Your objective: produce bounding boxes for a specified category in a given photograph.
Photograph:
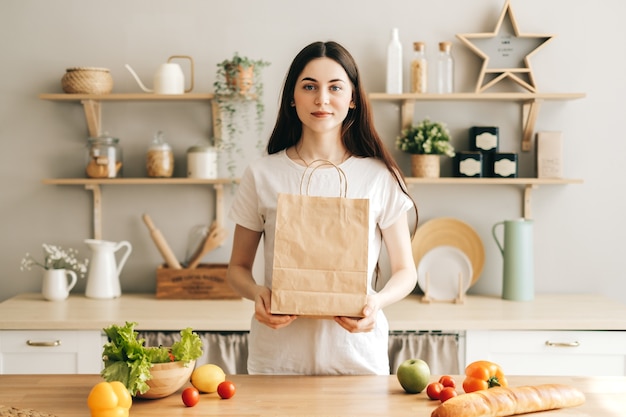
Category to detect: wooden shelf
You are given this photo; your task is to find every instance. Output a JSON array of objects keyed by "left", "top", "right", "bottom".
[
  {"left": 404, "top": 177, "right": 583, "bottom": 219},
  {"left": 43, "top": 177, "right": 238, "bottom": 240},
  {"left": 369, "top": 92, "right": 586, "bottom": 151},
  {"left": 39, "top": 93, "right": 217, "bottom": 137}
]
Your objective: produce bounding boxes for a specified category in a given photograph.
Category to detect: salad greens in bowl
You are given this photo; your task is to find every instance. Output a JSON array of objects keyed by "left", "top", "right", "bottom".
[{"left": 101, "top": 321, "right": 203, "bottom": 397}]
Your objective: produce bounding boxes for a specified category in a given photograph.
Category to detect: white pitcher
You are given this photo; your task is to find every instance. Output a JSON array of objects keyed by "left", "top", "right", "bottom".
[
  {"left": 84, "top": 239, "right": 132, "bottom": 299},
  {"left": 42, "top": 269, "right": 77, "bottom": 301}
]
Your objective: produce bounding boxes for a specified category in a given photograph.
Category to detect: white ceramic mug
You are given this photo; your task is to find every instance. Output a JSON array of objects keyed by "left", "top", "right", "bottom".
[{"left": 42, "top": 269, "right": 77, "bottom": 301}]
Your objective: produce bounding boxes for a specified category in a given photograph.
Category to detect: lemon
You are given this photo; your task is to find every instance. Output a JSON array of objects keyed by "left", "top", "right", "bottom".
[{"left": 190, "top": 364, "right": 226, "bottom": 393}]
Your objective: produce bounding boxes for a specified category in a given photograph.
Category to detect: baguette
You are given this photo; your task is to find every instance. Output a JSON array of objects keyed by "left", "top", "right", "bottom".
[{"left": 431, "top": 384, "right": 585, "bottom": 417}]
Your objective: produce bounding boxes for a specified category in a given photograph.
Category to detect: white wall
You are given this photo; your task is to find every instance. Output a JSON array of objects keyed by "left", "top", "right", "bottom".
[{"left": 1, "top": 0, "right": 624, "bottom": 305}]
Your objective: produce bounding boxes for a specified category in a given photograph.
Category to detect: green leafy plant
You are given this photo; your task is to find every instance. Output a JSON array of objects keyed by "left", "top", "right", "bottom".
[
  {"left": 396, "top": 118, "right": 455, "bottom": 157},
  {"left": 101, "top": 321, "right": 203, "bottom": 396},
  {"left": 214, "top": 52, "right": 270, "bottom": 177},
  {"left": 20, "top": 244, "right": 89, "bottom": 278}
]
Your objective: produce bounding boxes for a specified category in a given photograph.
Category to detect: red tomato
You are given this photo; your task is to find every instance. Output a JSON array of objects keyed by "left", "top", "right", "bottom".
[
  {"left": 439, "top": 387, "right": 458, "bottom": 403},
  {"left": 217, "top": 380, "right": 236, "bottom": 399},
  {"left": 438, "top": 375, "right": 456, "bottom": 388},
  {"left": 426, "top": 382, "right": 444, "bottom": 400},
  {"left": 181, "top": 387, "right": 200, "bottom": 407}
]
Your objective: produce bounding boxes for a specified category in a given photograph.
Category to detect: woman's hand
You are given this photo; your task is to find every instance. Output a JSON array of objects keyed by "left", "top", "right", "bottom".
[
  {"left": 253, "top": 285, "right": 298, "bottom": 329},
  {"left": 334, "top": 293, "right": 381, "bottom": 333}
]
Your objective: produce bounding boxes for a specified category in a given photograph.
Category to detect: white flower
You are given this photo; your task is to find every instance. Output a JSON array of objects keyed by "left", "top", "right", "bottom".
[
  {"left": 20, "top": 244, "right": 89, "bottom": 278},
  {"left": 396, "top": 118, "right": 455, "bottom": 156}
]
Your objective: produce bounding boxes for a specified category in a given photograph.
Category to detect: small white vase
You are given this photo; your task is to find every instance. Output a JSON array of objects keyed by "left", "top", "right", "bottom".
[{"left": 42, "top": 269, "right": 77, "bottom": 301}]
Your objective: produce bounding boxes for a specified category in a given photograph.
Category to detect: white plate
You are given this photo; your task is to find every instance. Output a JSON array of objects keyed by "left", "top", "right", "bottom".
[{"left": 417, "top": 245, "right": 473, "bottom": 300}]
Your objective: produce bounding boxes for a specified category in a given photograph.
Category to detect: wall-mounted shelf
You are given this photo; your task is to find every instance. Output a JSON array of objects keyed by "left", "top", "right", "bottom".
[
  {"left": 368, "top": 92, "right": 585, "bottom": 151},
  {"left": 403, "top": 177, "right": 583, "bottom": 219},
  {"left": 42, "top": 177, "right": 238, "bottom": 240},
  {"left": 39, "top": 93, "right": 216, "bottom": 137}
]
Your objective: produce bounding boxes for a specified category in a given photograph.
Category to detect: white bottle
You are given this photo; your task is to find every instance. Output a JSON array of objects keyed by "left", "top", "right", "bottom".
[
  {"left": 437, "top": 41, "right": 454, "bottom": 94},
  {"left": 386, "top": 28, "right": 403, "bottom": 94}
]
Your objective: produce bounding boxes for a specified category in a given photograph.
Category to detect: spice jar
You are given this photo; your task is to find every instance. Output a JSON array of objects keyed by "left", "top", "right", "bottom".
[
  {"left": 86, "top": 135, "right": 122, "bottom": 178},
  {"left": 146, "top": 131, "right": 174, "bottom": 178},
  {"left": 187, "top": 140, "right": 217, "bottom": 179}
]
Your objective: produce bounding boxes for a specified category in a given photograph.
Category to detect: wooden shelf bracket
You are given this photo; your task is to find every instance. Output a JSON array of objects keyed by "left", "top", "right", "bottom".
[
  {"left": 523, "top": 184, "right": 537, "bottom": 220},
  {"left": 522, "top": 99, "right": 543, "bottom": 152},
  {"left": 84, "top": 184, "right": 102, "bottom": 239},
  {"left": 81, "top": 99, "right": 101, "bottom": 137}
]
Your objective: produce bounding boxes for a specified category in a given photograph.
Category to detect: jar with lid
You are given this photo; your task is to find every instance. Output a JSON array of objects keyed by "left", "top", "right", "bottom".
[
  {"left": 410, "top": 41, "right": 427, "bottom": 93},
  {"left": 146, "top": 131, "right": 174, "bottom": 178},
  {"left": 85, "top": 135, "right": 122, "bottom": 178},
  {"left": 187, "top": 140, "right": 217, "bottom": 179}
]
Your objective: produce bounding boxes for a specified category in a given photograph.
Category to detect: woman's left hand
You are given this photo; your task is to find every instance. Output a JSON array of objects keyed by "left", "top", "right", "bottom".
[{"left": 334, "top": 294, "right": 380, "bottom": 333}]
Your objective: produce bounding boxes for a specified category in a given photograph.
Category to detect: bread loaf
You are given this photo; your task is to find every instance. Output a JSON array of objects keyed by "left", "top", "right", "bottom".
[{"left": 431, "top": 384, "right": 585, "bottom": 417}]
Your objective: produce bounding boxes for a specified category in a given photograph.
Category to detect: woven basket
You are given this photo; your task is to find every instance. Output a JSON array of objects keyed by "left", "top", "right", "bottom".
[{"left": 61, "top": 67, "right": 113, "bottom": 94}]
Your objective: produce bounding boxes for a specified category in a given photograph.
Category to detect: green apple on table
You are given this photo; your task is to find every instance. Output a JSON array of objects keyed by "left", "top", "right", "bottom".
[{"left": 396, "top": 358, "right": 431, "bottom": 394}]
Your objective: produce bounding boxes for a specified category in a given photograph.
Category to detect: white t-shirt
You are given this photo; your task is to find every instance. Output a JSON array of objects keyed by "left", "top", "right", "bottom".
[{"left": 229, "top": 150, "right": 413, "bottom": 375}]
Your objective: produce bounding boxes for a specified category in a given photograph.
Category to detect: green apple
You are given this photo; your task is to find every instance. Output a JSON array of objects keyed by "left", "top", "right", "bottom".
[{"left": 396, "top": 358, "right": 431, "bottom": 394}]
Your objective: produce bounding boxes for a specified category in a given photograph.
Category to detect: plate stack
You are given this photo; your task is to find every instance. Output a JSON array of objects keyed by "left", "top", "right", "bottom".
[{"left": 412, "top": 217, "right": 485, "bottom": 302}]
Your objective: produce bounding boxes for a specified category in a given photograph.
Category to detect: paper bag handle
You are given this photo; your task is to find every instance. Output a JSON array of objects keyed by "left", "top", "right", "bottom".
[{"left": 299, "top": 159, "right": 348, "bottom": 197}]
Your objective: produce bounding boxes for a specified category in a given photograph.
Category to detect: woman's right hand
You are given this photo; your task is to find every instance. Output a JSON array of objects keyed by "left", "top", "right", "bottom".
[{"left": 253, "top": 285, "right": 298, "bottom": 329}]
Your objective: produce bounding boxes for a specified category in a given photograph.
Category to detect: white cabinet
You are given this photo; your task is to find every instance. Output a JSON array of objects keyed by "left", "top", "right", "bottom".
[
  {"left": 0, "top": 330, "right": 106, "bottom": 374},
  {"left": 466, "top": 330, "right": 626, "bottom": 376}
]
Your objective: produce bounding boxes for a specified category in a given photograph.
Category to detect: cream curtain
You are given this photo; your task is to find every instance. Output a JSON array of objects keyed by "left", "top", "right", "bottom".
[{"left": 139, "top": 330, "right": 460, "bottom": 375}]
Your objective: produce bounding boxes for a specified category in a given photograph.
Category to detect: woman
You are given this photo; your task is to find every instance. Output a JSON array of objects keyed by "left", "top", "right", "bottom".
[{"left": 227, "top": 41, "right": 417, "bottom": 375}]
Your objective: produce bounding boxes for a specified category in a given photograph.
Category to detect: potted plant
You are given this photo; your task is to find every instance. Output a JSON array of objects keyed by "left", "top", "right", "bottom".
[
  {"left": 396, "top": 118, "right": 455, "bottom": 177},
  {"left": 214, "top": 53, "right": 270, "bottom": 177}
]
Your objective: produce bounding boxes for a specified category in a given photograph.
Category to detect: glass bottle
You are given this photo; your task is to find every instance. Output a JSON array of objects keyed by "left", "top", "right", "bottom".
[
  {"left": 437, "top": 41, "right": 454, "bottom": 94},
  {"left": 386, "top": 28, "right": 403, "bottom": 94},
  {"left": 146, "top": 130, "right": 174, "bottom": 178},
  {"left": 86, "top": 135, "right": 122, "bottom": 178},
  {"left": 410, "top": 42, "right": 427, "bottom": 93}
]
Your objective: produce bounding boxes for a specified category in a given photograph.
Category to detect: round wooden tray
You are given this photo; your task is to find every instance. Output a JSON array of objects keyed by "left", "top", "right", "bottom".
[{"left": 412, "top": 217, "right": 485, "bottom": 286}]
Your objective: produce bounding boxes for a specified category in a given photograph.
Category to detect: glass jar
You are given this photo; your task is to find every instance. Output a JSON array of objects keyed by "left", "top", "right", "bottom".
[
  {"left": 146, "top": 131, "right": 174, "bottom": 178},
  {"left": 85, "top": 135, "right": 122, "bottom": 178},
  {"left": 187, "top": 141, "right": 217, "bottom": 179}
]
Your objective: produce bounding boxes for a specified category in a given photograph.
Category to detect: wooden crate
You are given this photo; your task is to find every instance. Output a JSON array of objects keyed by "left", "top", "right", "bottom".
[{"left": 156, "top": 263, "right": 241, "bottom": 299}]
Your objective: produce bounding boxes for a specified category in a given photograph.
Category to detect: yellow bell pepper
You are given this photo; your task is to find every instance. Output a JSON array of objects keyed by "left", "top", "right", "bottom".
[{"left": 87, "top": 381, "right": 132, "bottom": 417}]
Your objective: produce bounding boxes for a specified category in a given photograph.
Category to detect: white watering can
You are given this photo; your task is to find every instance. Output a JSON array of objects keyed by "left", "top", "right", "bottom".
[
  {"left": 125, "top": 55, "right": 194, "bottom": 94},
  {"left": 84, "top": 239, "right": 132, "bottom": 299}
]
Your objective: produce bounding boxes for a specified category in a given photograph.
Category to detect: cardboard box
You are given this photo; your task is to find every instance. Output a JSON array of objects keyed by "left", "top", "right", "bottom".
[
  {"left": 156, "top": 263, "right": 241, "bottom": 299},
  {"left": 537, "top": 131, "right": 563, "bottom": 178}
]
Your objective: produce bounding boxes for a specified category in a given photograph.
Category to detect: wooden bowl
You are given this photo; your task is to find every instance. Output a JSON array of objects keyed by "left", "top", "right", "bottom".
[{"left": 135, "top": 360, "right": 196, "bottom": 399}]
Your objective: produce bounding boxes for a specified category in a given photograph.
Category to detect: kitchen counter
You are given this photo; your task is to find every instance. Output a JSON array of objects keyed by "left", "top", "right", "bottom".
[
  {"left": 1, "top": 292, "right": 625, "bottom": 331},
  {"left": 0, "top": 374, "right": 624, "bottom": 416}
]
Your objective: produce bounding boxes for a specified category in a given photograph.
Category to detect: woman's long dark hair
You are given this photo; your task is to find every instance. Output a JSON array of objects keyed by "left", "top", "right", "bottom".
[{"left": 267, "top": 41, "right": 418, "bottom": 233}]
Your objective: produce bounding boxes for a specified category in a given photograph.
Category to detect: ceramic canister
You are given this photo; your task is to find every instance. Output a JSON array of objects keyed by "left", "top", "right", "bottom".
[{"left": 187, "top": 145, "right": 218, "bottom": 179}]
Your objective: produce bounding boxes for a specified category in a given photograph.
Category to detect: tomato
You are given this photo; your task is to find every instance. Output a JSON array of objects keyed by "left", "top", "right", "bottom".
[
  {"left": 438, "top": 375, "right": 456, "bottom": 388},
  {"left": 181, "top": 387, "right": 200, "bottom": 407},
  {"left": 217, "top": 380, "right": 236, "bottom": 399},
  {"left": 439, "top": 387, "right": 458, "bottom": 403},
  {"left": 426, "top": 382, "right": 444, "bottom": 400}
]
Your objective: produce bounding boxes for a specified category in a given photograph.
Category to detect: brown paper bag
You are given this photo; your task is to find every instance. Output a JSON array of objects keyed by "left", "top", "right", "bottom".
[{"left": 270, "top": 162, "right": 369, "bottom": 317}]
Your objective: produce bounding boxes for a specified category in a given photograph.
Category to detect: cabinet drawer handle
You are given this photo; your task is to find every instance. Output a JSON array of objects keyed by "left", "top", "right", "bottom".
[
  {"left": 545, "top": 340, "right": 580, "bottom": 348},
  {"left": 26, "top": 339, "right": 61, "bottom": 347}
]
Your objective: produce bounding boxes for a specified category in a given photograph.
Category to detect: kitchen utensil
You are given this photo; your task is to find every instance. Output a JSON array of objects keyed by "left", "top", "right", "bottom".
[
  {"left": 184, "top": 224, "right": 208, "bottom": 264},
  {"left": 125, "top": 55, "right": 194, "bottom": 95},
  {"left": 135, "top": 359, "right": 196, "bottom": 399},
  {"left": 142, "top": 213, "right": 182, "bottom": 269},
  {"left": 412, "top": 217, "right": 485, "bottom": 286},
  {"left": 186, "top": 221, "right": 227, "bottom": 269},
  {"left": 493, "top": 218, "right": 534, "bottom": 301},
  {"left": 84, "top": 239, "right": 132, "bottom": 299},
  {"left": 417, "top": 245, "right": 472, "bottom": 301}
]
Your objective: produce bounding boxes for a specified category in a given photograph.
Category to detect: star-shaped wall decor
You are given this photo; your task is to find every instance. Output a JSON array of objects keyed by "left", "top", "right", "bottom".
[{"left": 456, "top": 0, "right": 554, "bottom": 93}]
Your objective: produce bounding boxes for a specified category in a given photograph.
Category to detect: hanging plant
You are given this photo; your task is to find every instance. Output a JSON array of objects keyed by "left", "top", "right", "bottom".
[{"left": 214, "top": 53, "right": 270, "bottom": 177}]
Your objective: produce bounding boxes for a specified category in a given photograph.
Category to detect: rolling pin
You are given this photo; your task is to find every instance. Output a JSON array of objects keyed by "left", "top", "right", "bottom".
[{"left": 142, "top": 213, "right": 182, "bottom": 269}]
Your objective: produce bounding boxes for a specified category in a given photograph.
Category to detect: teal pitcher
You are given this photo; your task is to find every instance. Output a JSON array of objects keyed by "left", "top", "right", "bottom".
[{"left": 492, "top": 219, "right": 534, "bottom": 301}]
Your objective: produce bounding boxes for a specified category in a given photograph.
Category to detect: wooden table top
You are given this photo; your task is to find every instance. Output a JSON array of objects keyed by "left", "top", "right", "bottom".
[{"left": 1, "top": 374, "right": 625, "bottom": 416}]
